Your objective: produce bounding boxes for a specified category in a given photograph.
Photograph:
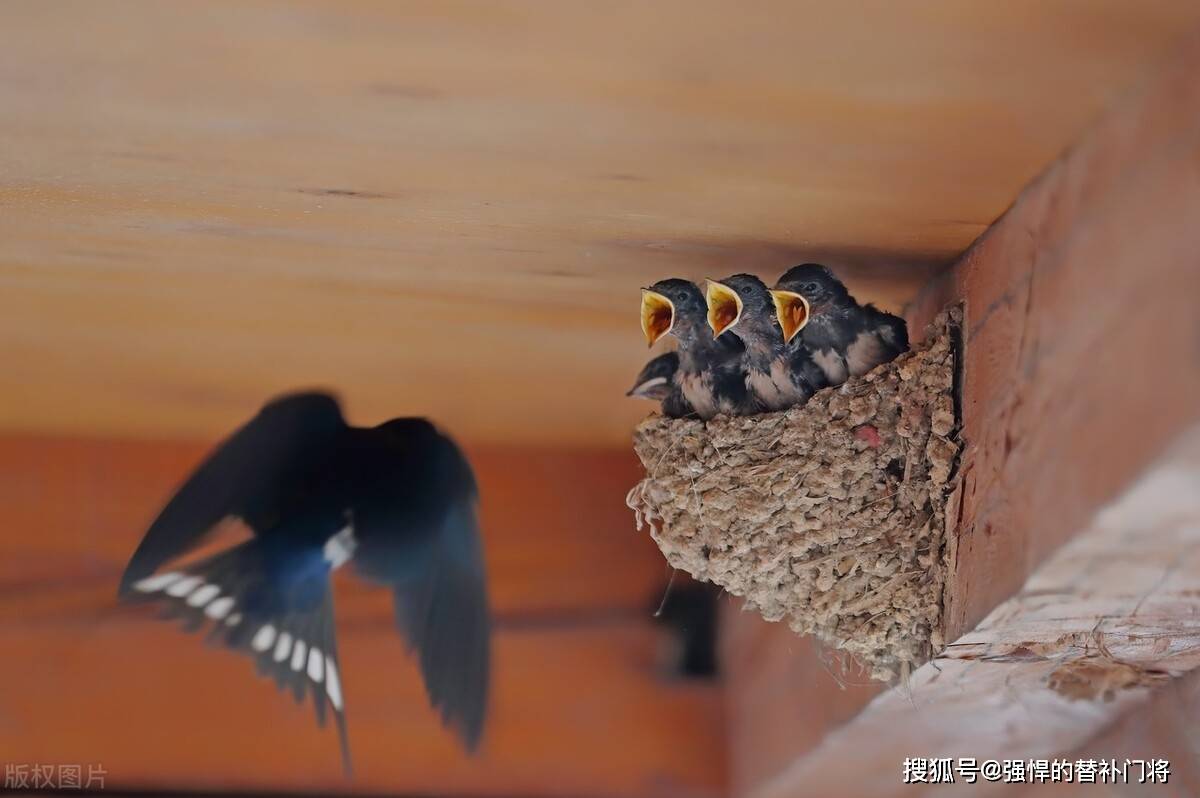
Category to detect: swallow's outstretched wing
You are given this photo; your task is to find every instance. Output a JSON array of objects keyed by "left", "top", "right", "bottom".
[
  {"left": 119, "top": 392, "right": 346, "bottom": 595},
  {"left": 351, "top": 427, "right": 491, "bottom": 751}
]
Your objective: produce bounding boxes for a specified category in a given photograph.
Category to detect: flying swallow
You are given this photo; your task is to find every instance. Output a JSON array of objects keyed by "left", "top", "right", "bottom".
[
  {"left": 626, "top": 352, "right": 695, "bottom": 418},
  {"left": 119, "top": 391, "right": 491, "bottom": 774},
  {"left": 771, "top": 264, "right": 909, "bottom": 385},
  {"left": 705, "top": 274, "right": 828, "bottom": 411},
  {"left": 641, "top": 279, "right": 761, "bottom": 419}
]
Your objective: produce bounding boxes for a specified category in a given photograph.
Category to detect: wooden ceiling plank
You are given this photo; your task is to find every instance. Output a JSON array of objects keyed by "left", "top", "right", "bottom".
[{"left": 3, "top": 1, "right": 1198, "bottom": 445}]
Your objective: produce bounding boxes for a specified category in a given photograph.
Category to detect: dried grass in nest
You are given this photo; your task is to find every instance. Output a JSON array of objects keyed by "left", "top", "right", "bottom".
[{"left": 627, "top": 307, "right": 963, "bottom": 682}]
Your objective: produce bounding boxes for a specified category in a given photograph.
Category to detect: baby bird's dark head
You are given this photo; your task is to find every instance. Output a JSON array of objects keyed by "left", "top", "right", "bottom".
[
  {"left": 775, "top": 264, "right": 851, "bottom": 308},
  {"left": 641, "top": 278, "right": 706, "bottom": 346},
  {"left": 705, "top": 274, "right": 779, "bottom": 345},
  {"left": 626, "top": 352, "right": 678, "bottom": 401}
]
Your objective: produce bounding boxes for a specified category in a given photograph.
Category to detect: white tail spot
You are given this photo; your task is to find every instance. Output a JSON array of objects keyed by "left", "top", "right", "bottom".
[
  {"left": 166, "top": 575, "right": 203, "bottom": 598},
  {"left": 133, "top": 572, "right": 183, "bottom": 593},
  {"left": 291, "top": 639, "right": 307, "bottom": 672},
  {"left": 307, "top": 647, "right": 324, "bottom": 682},
  {"left": 274, "top": 632, "right": 293, "bottom": 662},
  {"left": 323, "top": 526, "right": 357, "bottom": 569},
  {"left": 186, "top": 584, "right": 220, "bottom": 608},
  {"left": 205, "top": 596, "right": 235, "bottom": 620},
  {"left": 225, "top": 612, "right": 242, "bottom": 626},
  {"left": 325, "top": 657, "right": 343, "bottom": 710},
  {"left": 251, "top": 625, "right": 276, "bottom": 652}
]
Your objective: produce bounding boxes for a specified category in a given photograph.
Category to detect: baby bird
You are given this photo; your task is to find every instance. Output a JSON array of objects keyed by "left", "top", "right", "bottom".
[
  {"left": 641, "top": 279, "right": 760, "bottom": 419},
  {"left": 771, "top": 264, "right": 909, "bottom": 385},
  {"left": 705, "top": 274, "right": 828, "bottom": 411},
  {"left": 627, "top": 352, "right": 678, "bottom": 402},
  {"left": 626, "top": 352, "right": 694, "bottom": 419}
]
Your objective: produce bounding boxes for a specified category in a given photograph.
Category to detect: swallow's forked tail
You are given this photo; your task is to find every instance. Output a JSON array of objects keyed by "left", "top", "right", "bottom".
[{"left": 120, "top": 539, "right": 353, "bottom": 776}]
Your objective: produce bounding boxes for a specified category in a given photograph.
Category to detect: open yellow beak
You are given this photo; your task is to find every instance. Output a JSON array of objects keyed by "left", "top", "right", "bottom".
[
  {"left": 640, "top": 290, "right": 676, "bottom": 347},
  {"left": 770, "top": 289, "right": 811, "bottom": 343},
  {"left": 705, "top": 280, "right": 744, "bottom": 338}
]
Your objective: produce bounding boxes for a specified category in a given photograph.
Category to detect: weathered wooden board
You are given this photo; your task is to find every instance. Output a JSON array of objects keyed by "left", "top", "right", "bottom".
[
  {"left": 906, "top": 24, "right": 1200, "bottom": 643},
  {"left": 3, "top": 2, "right": 1198, "bottom": 446}
]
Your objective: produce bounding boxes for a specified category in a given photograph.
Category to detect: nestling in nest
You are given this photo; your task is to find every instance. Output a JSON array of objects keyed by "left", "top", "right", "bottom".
[{"left": 627, "top": 295, "right": 962, "bottom": 683}]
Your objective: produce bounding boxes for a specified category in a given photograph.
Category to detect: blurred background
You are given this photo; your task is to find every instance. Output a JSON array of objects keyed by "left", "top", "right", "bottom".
[{"left": 2, "top": 2, "right": 1198, "bottom": 796}]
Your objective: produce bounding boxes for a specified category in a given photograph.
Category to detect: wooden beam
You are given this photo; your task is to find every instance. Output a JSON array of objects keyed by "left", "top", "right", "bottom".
[
  {"left": 722, "top": 29, "right": 1200, "bottom": 797},
  {"left": 754, "top": 425, "right": 1200, "bottom": 797},
  {"left": 906, "top": 23, "right": 1200, "bottom": 644}
]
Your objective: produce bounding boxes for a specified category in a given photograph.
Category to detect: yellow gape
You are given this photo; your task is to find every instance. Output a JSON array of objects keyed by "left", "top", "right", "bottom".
[
  {"left": 704, "top": 280, "right": 744, "bottom": 338},
  {"left": 640, "top": 290, "right": 676, "bottom": 347},
  {"left": 769, "top": 290, "right": 811, "bottom": 343}
]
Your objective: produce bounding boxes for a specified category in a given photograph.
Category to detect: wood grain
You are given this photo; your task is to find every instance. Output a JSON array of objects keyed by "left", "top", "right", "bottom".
[
  {"left": 925, "top": 23, "right": 1200, "bottom": 643},
  {"left": 743, "top": 32, "right": 1200, "bottom": 795},
  {"left": 2, "top": 1, "right": 1198, "bottom": 445}
]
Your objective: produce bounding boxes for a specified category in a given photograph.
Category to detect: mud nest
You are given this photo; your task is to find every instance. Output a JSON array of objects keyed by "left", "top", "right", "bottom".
[{"left": 627, "top": 307, "right": 962, "bottom": 682}]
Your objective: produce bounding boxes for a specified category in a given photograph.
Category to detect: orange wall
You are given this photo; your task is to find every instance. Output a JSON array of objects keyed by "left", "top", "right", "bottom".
[{"left": 0, "top": 433, "right": 727, "bottom": 797}]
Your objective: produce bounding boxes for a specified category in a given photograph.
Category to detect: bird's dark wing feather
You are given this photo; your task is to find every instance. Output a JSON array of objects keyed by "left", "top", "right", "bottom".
[
  {"left": 119, "top": 392, "right": 346, "bottom": 595},
  {"left": 126, "top": 538, "right": 353, "bottom": 774},
  {"left": 391, "top": 502, "right": 489, "bottom": 750},
  {"left": 350, "top": 431, "right": 491, "bottom": 752},
  {"left": 864, "top": 305, "right": 910, "bottom": 354},
  {"left": 662, "top": 390, "right": 696, "bottom": 419},
  {"left": 788, "top": 348, "right": 831, "bottom": 394}
]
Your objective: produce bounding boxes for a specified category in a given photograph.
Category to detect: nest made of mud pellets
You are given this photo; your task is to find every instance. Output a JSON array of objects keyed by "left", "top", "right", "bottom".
[{"left": 627, "top": 307, "right": 962, "bottom": 682}]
